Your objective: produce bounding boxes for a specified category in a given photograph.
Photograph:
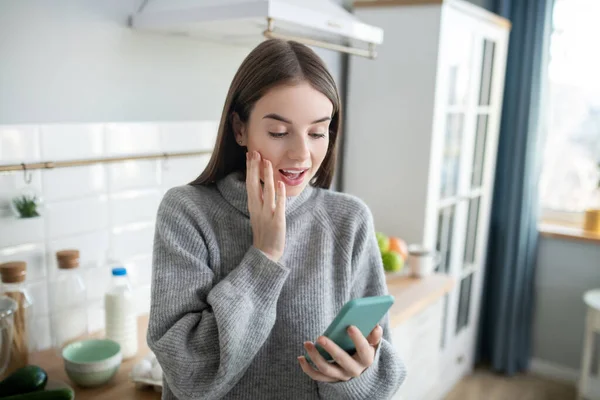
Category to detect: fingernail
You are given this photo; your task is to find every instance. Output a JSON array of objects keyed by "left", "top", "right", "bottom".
[
  {"left": 246, "top": 152, "right": 249, "bottom": 161},
  {"left": 347, "top": 326, "right": 355, "bottom": 334},
  {"left": 318, "top": 337, "right": 327, "bottom": 346},
  {"left": 303, "top": 341, "right": 311, "bottom": 348},
  {"left": 254, "top": 152, "right": 260, "bottom": 160}
]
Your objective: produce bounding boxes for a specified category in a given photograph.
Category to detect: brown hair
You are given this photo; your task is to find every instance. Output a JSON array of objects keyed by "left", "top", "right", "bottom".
[{"left": 190, "top": 39, "right": 341, "bottom": 188}]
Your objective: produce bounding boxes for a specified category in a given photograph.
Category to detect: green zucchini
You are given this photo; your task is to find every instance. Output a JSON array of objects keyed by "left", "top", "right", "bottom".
[
  {"left": 0, "top": 366, "right": 48, "bottom": 397},
  {"left": 0, "top": 389, "right": 74, "bottom": 400}
]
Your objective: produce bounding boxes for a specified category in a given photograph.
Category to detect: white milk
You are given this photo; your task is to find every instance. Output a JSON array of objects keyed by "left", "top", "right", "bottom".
[{"left": 104, "top": 267, "right": 138, "bottom": 359}]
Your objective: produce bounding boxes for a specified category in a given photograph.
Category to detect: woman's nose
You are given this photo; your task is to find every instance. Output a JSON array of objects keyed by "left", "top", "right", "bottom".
[{"left": 287, "top": 136, "right": 310, "bottom": 161}]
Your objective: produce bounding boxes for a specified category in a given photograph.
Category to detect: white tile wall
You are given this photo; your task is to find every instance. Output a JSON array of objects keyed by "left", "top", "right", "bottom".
[
  {"left": 40, "top": 124, "right": 104, "bottom": 161},
  {"left": 42, "top": 164, "right": 106, "bottom": 202},
  {"left": 0, "top": 121, "right": 216, "bottom": 350},
  {"left": 107, "top": 160, "right": 160, "bottom": 192},
  {"left": 44, "top": 196, "right": 109, "bottom": 238}
]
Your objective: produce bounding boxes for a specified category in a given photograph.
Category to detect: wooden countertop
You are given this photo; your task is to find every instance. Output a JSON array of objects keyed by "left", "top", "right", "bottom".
[
  {"left": 28, "top": 273, "right": 452, "bottom": 399},
  {"left": 385, "top": 272, "right": 454, "bottom": 326},
  {"left": 30, "top": 315, "right": 160, "bottom": 400}
]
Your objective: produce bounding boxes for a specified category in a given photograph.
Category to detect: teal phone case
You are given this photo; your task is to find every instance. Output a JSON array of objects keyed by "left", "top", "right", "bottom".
[{"left": 306, "top": 295, "right": 395, "bottom": 364}]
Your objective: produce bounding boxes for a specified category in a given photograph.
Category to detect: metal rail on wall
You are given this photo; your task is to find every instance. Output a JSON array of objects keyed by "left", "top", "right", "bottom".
[{"left": 0, "top": 150, "right": 212, "bottom": 183}]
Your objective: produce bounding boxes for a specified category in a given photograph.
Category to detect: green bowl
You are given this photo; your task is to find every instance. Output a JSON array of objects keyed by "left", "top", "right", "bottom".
[{"left": 62, "top": 339, "right": 122, "bottom": 387}]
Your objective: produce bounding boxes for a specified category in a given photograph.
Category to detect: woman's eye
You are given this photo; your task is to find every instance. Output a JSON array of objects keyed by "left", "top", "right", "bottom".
[
  {"left": 310, "top": 133, "right": 327, "bottom": 139},
  {"left": 268, "top": 132, "right": 287, "bottom": 138}
]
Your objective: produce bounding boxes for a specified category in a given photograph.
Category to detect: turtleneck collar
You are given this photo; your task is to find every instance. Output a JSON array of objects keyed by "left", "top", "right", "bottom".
[{"left": 216, "top": 171, "right": 316, "bottom": 218}]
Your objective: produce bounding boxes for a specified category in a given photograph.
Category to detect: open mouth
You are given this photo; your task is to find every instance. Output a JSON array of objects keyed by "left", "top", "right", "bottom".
[{"left": 278, "top": 169, "right": 309, "bottom": 186}]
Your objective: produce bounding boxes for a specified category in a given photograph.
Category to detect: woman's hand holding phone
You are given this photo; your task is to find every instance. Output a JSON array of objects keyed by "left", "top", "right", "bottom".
[{"left": 298, "top": 324, "right": 383, "bottom": 382}]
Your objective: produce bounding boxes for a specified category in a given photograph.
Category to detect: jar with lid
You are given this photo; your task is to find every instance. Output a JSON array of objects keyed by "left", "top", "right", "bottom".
[
  {"left": 0, "top": 296, "right": 18, "bottom": 379},
  {"left": 0, "top": 261, "right": 34, "bottom": 376},
  {"left": 49, "top": 250, "right": 88, "bottom": 354}
]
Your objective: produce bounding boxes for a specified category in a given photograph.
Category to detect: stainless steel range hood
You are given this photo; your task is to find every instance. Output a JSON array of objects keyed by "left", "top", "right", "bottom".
[{"left": 129, "top": 0, "right": 384, "bottom": 59}]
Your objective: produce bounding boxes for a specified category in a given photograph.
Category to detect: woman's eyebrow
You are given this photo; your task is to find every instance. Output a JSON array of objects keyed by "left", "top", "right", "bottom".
[{"left": 263, "top": 113, "right": 331, "bottom": 124}]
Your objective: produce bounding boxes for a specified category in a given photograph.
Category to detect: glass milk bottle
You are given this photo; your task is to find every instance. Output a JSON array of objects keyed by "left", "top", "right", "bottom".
[
  {"left": 49, "top": 250, "right": 88, "bottom": 354},
  {"left": 104, "top": 267, "right": 138, "bottom": 359}
]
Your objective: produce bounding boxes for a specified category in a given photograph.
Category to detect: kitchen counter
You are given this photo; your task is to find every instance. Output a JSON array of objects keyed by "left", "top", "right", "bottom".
[
  {"left": 29, "top": 273, "right": 452, "bottom": 399},
  {"left": 30, "top": 315, "right": 160, "bottom": 400},
  {"left": 385, "top": 272, "right": 454, "bottom": 327}
]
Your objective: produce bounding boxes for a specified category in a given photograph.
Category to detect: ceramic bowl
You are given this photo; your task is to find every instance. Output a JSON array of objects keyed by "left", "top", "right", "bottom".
[{"left": 62, "top": 339, "right": 122, "bottom": 387}]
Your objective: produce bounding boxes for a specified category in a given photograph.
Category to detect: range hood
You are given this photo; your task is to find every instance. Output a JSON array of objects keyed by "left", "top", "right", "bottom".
[{"left": 130, "top": 0, "right": 384, "bottom": 59}]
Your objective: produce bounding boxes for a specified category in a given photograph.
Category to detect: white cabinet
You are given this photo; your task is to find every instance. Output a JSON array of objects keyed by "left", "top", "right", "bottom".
[
  {"left": 392, "top": 299, "right": 443, "bottom": 400},
  {"left": 345, "top": 1, "right": 510, "bottom": 398}
]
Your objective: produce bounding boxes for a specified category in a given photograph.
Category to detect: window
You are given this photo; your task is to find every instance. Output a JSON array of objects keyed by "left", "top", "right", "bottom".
[{"left": 539, "top": 0, "right": 600, "bottom": 223}]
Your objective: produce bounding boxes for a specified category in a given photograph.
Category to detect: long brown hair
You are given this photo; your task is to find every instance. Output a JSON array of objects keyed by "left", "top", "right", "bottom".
[{"left": 190, "top": 39, "right": 341, "bottom": 188}]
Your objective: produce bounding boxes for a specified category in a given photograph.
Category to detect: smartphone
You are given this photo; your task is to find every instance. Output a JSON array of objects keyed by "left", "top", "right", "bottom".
[{"left": 306, "top": 295, "right": 395, "bottom": 364}]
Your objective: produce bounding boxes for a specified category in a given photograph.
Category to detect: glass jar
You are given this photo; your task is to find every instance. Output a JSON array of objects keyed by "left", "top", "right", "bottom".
[
  {"left": 49, "top": 250, "right": 88, "bottom": 354},
  {"left": 0, "top": 296, "right": 18, "bottom": 380},
  {"left": 0, "top": 261, "right": 34, "bottom": 376}
]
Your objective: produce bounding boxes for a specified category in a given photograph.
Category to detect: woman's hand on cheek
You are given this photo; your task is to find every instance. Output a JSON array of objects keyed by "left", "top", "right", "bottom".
[{"left": 246, "top": 151, "right": 286, "bottom": 263}]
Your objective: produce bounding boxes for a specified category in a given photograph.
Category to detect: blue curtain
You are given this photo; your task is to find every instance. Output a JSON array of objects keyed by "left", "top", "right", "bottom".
[{"left": 477, "top": 0, "right": 553, "bottom": 375}]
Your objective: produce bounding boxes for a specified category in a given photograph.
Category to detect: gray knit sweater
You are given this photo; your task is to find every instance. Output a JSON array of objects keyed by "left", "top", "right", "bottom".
[{"left": 148, "top": 171, "right": 406, "bottom": 400}]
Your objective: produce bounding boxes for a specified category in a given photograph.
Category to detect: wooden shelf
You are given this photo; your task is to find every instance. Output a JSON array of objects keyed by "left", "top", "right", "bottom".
[{"left": 539, "top": 223, "right": 600, "bottom": 245}]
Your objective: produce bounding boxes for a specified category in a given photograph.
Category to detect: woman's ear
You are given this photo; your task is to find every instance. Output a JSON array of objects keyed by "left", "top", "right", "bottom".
[{"left": 232, "top": 112, "right": 246, "bottom": 146}]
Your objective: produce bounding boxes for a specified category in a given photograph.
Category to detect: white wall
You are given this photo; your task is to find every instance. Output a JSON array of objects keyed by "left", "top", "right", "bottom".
[
  {"left": 0, "top": 0, "right": 344, "bottom": 124},
  {"left": 0, "top": 0, "right": 345, "bottom": 352},
  {"left": 0, "top": 122, "right": 216, "bottom": 351}
]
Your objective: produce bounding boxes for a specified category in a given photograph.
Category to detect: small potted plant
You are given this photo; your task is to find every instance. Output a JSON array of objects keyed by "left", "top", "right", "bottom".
[
  {"left": 583, "top": 161, "right": 600, "bottom": 233},
  {"left": 12, "top": 194, "right": 40, "bottom": 218}
]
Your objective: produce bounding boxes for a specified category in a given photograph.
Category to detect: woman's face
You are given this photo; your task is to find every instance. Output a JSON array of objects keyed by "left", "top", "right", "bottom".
[{"left": 236, "top": 81, "right": 333, "bottom": 197}]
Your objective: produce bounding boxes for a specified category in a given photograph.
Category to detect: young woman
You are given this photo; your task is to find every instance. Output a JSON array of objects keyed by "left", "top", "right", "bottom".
[{"left": 148, "top": 39, "right": 406, "bottom": 399}]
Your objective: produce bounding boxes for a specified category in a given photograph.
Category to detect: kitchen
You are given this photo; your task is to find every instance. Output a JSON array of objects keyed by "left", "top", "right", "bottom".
[{"left": 1, "top": 0, "right": 599, "bottom": 400}]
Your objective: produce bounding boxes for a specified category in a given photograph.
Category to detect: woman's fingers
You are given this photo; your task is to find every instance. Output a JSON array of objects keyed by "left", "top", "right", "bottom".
[
  {"left": 297, "top": 357, "right": 338, "bottom": 383},
  {"left": 246, "top": 151, "right": 262, "bottom": 212},
  {"left": 348, "top": 325, "right": 376, "bottom": 366},
  {"left": 315, "top": 336, "right": 362, "bottom": 378},
  {"left": 263, "top": 159, "right": 275, "bottom": 211},
  {"left": 275, "top": 181, "right": 286, "bottom": 220},
  {"left": 365, "top": 324, "right": 383, "bottom": 347},
  {"left": 302, "top": 342, "right": 349, "bottom": 382}
]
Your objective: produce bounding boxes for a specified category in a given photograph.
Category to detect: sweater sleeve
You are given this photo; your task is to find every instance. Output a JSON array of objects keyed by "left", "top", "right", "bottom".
[
  {"left": 147, "top": 189, "right": 290, "bottom": 400},
  {"left": 318, "top": 203, "right": 407, "bottom": 400}
]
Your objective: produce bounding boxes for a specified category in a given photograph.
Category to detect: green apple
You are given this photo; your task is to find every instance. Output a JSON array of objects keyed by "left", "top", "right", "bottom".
[
  {"left": 382, "top": 251, "right": 404, "bottom": 272},
  {"left": 376, "top": 232, "right": 390, "bottom": 253}
]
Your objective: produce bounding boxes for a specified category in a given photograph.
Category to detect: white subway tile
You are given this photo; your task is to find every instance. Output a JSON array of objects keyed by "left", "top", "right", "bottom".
[
  {"left": 45, "top": 197, "right": 108, "bottom": 238},
  {"left": 42, "top": 165, "right": 106, "bottom": 202},
  {"left": 159, "top": 121, "right": 218, "bottom": 152},
  {"left": 0, "top": 216, "right": 45, "bottom": 248},
  {"left": 0, "top": 125, "right": 40, "bottom": 163},
  {"left": 84, "top": 266, "right": 112, "bottom": 302},
  {"left": 40, "top": 124, "right": 104, "bottom": 161},
  {"left": 161, "top": 155, "right": 210, "bottom": 189},
  {"left": 29, "top": 316, "right": 52, "bottom": 352},
  {"left": 105, "top": 123, "right": 160, "bottom": 156},
  {"left": 26, "top": 280, "right": 49, "bottom": 317},
  {"left": 0, "top": 171, "right": 43, "bottom": 218},
  {"left": 109, "top": 189, "right": 161, "bottom": 227},
  {"left": 135, "top": 285, "right": 151, "bottom": 315},
  {"left": 107, "top": 160, "right": 160, "bottom": 192},
  {"left": 124, "top": 255, "right": 153, "bottom": 288},
  {"left": 110, "top": 222, "right": 154, "bottom": 261},
  {"left": 47, "top": 229, "right": 110, "bottom": 278},
  {"left": 0, "top": 243, "right": 46, "bottom": 281}
]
